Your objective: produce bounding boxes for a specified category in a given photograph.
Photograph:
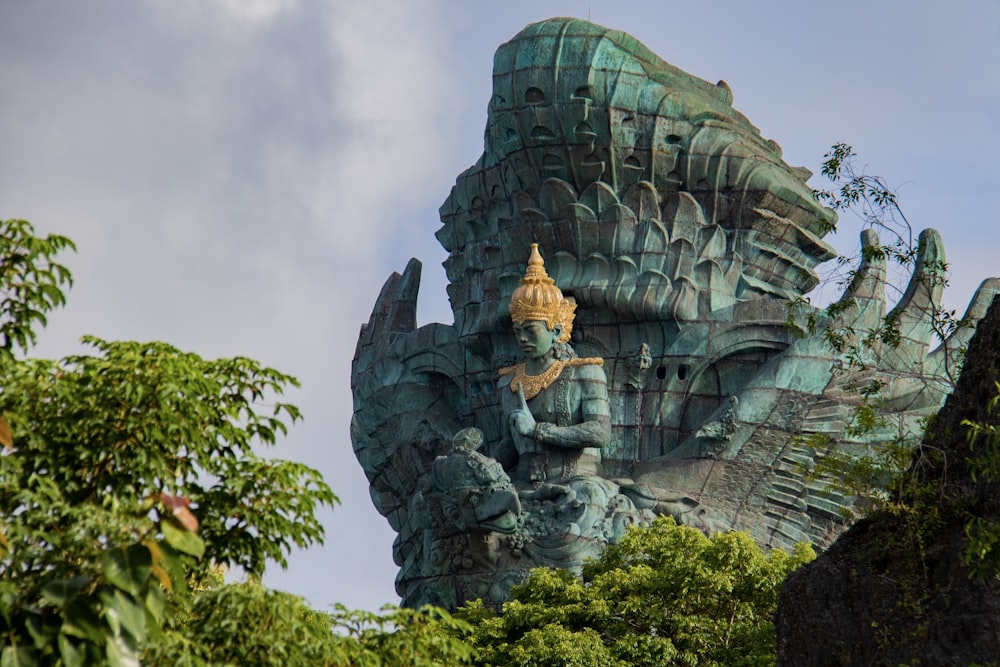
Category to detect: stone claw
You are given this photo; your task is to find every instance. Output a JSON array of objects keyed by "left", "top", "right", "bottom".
[
  {"left": 926, "top": 277, "right": 1000, "bottom": 382},
  {"left": 880, "top": 229, "right": 947, "bottom": 372},
  {"left": 828, "top": 228, "right": 887, "bottom": 333}
]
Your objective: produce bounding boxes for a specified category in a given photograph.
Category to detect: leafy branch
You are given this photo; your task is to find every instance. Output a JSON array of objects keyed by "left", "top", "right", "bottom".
[
  {"left": 788, "top": 145, "right": 972, "bottom": 525},
  {"left": 0, "top": 219, "right": 75, "bottom": 362}
]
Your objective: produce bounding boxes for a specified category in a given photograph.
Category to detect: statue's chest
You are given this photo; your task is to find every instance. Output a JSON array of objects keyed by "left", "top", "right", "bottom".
[{"left": 526, "top": 374, "right": 578, "bottom": 426}]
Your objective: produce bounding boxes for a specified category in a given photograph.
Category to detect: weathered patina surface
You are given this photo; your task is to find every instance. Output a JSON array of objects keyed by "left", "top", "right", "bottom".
[{"left": 351, "top": 17, "right": 1000, "bottom": 608}]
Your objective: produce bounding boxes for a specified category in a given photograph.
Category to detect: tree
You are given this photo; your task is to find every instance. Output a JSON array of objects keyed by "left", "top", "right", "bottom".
[
  {"left": 457, "top": 517, "right": 814, "bottom": 667},
  {"left": 0, "top": 219, "right": 342, "bottom": 664},
  {"left": 811, "top": 142, "right": 966, "bottom": 375},
  {"left": 143, "top": 579, "right": 475, "bottom": 667},
  {"left": 0, "top": 219, "right": 74, "bottom": 364},
  {"left": 0, "top": 219, "right": 481, "bottom": 666}
]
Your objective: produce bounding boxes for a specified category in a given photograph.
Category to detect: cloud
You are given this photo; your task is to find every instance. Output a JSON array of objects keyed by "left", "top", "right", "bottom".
[
  {"left": 307, "top": 1, "right": 465, "bottom": 269},
  {"left": 217, "top": 0, "right": 300, "bottom": 23}
]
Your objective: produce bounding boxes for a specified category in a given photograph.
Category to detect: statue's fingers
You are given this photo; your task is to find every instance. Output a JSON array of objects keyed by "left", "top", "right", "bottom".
[{"left": 517, "top": 382, "right": 529, "bottom": 411}]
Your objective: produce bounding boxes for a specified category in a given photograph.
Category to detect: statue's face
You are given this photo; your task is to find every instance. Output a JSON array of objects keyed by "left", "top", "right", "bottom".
[{"left": 513, "top": 320, "right": 561, "bottom": 360}]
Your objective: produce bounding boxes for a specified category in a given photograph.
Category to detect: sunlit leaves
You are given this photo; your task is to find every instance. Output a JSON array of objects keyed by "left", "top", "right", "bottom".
[
  {"left": 0, "top": 336, "right": 335, "bottom": 579},
  {"left": 458, "top": 517, "right": 814, "bottom": 667},
  {"left": 0, "top": 645, "right": 34, "bottom": 667},
  {"left": 143, "top": 587, "right": 477, "bottom": 667},
  {"left": 159, "top": 523, "right": 205, "bottom": 560}
]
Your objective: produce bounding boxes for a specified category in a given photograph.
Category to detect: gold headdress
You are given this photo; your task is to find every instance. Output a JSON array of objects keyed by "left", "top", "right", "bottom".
[{"left": 509, "top": 244, "right": 575, "bottom": 343}]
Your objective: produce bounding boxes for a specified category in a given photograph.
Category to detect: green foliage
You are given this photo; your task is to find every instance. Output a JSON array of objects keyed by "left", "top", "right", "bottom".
[
  {"left": 328, "top": 604, "right": 476, "bottom": 667},
  {"left": 0, "top": 220, "right": 345, "bottom": 664},
  {"left": 144, "top": 582, "right": 476, "bottom": 667},
  {"left": 961, "top": 382, "right": 1000, "bottom": 579},
  {"left": 0, "top": 493, "right": 204, "bottom": 667},
  {"left": 800, "top": 424, "right": 935, "bottom": 522},
  {"left": 458, "top": 517, "right": 814, "bottom": 667},
  {"left": 807, "top": 143, "right": 968, "bottom": 380},
  {"left": 0, "top": 220, "right": 75, "bottom": 363},
  {"left": 0, "top": 337, "right": 334, "bottom": 576}
]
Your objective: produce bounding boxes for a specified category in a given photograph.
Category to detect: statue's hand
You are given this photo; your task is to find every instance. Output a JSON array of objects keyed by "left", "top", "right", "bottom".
[{"left": 510, "top": 382, "right": 537, "bottom": 437}]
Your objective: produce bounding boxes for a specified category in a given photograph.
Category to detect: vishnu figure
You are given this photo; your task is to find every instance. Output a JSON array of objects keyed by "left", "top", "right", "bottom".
[{"left": 499, "top": 244, "right": 612, "bottom": 487}]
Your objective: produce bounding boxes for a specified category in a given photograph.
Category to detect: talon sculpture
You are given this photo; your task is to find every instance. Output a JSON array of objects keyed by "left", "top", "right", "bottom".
[{"left": 350, "top": 17, "right": 1000, "bottom": 609}]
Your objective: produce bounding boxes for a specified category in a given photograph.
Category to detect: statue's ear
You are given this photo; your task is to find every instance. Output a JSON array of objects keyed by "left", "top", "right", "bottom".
[{"left": 551, "top": 323, "right": 564, "bottom": 339}]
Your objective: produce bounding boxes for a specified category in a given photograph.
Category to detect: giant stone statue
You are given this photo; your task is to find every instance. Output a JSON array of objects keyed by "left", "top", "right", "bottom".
[{"left": 351, "top": 17, "right": 1000, "bottom": 609}]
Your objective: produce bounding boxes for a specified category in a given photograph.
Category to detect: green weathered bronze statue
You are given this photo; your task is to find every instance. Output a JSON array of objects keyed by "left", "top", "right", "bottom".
[{"left": 351, "top": 17, "right": 1000, "bottom": 609}]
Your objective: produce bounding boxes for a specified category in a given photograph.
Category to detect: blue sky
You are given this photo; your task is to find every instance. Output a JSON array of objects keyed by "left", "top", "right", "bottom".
[{"left": 2, "top": 0, "right": 998, "bottom": 612}]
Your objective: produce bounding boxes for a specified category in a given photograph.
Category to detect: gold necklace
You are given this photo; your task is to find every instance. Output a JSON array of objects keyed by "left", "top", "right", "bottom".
[
  {"left": 498, "top": 357, "right": 604, "bottom": 400},
  {"left": 500, "top": 360, "right": 566, "bottom": 400}
]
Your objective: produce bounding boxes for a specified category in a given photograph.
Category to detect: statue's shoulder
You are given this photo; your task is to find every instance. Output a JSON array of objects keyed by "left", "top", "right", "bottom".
[
  {"left": 497, "top": 364, "right": 519, "bottom": 392},
  {"left": 565, "top": 357, "right": 606, "bottom": 379},
  {"left": 498, "top": 363, "right": 522, "bottom": 376}
]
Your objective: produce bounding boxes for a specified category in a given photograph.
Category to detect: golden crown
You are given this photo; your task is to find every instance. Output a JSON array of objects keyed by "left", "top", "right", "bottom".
[{"left": 509, "top": 244, "right": 575, "bottom": 343}]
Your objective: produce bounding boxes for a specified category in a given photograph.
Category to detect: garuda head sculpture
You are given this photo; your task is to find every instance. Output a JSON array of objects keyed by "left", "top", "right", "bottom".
[{"left": 351, "top": 17, "right": 1000, "bottom": 609}]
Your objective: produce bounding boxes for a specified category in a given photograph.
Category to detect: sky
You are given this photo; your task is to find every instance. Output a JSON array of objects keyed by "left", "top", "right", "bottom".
[{"left": 2, "top": 0, "right": 998, "bottom": 613}]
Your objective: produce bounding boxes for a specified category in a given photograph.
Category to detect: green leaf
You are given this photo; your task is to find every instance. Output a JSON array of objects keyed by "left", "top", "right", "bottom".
[
  {"left": 104, "top": 633, "right": 140, "bottom": 667},
  {"left": 61, "top": 600, "right": 105, "bottom": 644},
  {"left": 40, "top": 576, "right": 90, "bottom": 608},
  {"left": 57, "top": 633, "right": 85, "bottom": 667},
  {"left": 101, "top": 545, "right": 152, "bottom": 596},
  {"left": 161, "top": 520, "right": 205, "bottom": 558},
  {"left": 143, "top": 584, "right": 166, "bottom": 625},
  {"left": 23, "top": 614, "right": 56, "bottom": 650},
  {"left": 100, "top": 589, "right": 146, "bottom": 645},
  {"left": 0, "top": 646, "right": 35, "bottom": 667},
  {"left": 141, "top": 585, "right": 166, "bottom": 644}
]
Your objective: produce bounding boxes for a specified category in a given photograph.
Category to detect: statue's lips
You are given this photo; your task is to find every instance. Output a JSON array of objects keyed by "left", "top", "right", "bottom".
[
  {"left": 481, "top": 511, "right": 518, "bottom": 533},
  {"left": 474, "top": 488, "right": 521, "bottom": 534}
]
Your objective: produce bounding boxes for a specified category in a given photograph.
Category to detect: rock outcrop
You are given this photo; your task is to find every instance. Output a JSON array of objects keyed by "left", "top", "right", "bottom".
[{"left": 777, "top": 296, "right": 1000, "bottom": 666}]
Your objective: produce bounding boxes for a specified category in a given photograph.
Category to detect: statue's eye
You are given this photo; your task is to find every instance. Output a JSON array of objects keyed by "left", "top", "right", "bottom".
[{"left": 468, "top": 493, "right": 481, "bottom": 506}]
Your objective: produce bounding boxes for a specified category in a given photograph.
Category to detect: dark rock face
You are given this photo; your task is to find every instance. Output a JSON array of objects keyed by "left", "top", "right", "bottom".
[{"left": 776, "top": 296, "right": 1000, "bottom": 666}]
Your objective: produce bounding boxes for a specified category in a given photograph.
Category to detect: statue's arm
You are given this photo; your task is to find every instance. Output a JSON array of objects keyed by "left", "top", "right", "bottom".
[{"left": 533, "top": 365, "right": 611, "bottom": 449}]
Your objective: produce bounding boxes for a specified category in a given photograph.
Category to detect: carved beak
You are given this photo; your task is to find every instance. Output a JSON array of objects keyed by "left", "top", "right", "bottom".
[{"left": 474, "top": 487, "right": 522, "bottom": 533}]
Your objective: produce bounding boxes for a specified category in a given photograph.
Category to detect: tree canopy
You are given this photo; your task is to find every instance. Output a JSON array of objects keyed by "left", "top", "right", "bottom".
[
  {"left": 457, "top": 517, "right": 814, "bottom": 667},
  {"left": 0, "top": 219, "right": 342, "bottom": 664}
]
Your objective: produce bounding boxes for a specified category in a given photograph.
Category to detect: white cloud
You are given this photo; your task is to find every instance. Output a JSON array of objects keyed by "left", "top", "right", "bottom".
[
  {"left": 218, "top": 0, "right": 299, "bottom": 22},
  {"left": 311, "top": 1, "right": 463, "bottom": 261}
]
